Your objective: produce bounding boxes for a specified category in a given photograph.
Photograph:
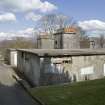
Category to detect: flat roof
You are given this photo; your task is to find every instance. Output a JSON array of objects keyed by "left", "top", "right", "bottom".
[
  {"left": 17, "top": 49, "right": 105, "bottom": 57},
  {"left": 7, "top": 48, "right": 17, "bottom": 51}
]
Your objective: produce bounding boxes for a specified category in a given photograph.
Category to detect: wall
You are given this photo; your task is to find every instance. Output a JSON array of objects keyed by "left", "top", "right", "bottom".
[
  {"left": 5, "top": 49, "right": 17, "bottom": 67},
  {"left": 54, "top": 33, "right": 63, "bottom": 49},
  {"left": 62, "top": 33, "right": 80, "bottom": 49},
  {"left": 54, "top": 32, "right": 80, "bottom": 49},
  {"left": 10, "top": 51, "right": 17, "bottom": 67},
  {"left": 37, "top": 36, "right": 54, "bottom": 49},
  {"left": 4, "top": 49, "right": 10, "bottom": 65},
  {"left": 41, "top": 55, "right": 105, "bottom": 83},
  {"left": 90, "top": 37, "right": 101, "bottom": 49},
  {"left": 80, "top": 40, "right": 90, "bottom": 48},
  {"left": 62, "top": 55, "right": 105, "bottom": 82},
  {"left": 17, "top": 51, "right": 40, "bottom": 86},
  {"left": 41, "top": 38, "right": 54, "bottom": 49},
  {"left": 40, "top": 57, "right": 70, "bottom": 85}
]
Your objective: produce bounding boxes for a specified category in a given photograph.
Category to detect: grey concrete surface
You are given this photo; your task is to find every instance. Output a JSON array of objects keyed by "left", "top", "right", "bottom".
[{"left": 0, "top": 63, "right": 38, "bottom": 105}]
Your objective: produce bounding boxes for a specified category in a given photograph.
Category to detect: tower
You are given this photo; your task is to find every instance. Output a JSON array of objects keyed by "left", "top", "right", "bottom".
[
  {"left": 37, "top": 33, "right": 54, "bottom": 49},
  {"left": 54, "top": 27, "right": 80, "bottom": 49}
]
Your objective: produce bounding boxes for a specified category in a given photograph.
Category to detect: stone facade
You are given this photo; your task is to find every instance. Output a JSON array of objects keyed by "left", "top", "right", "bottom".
[
  {"left": 37, "top": 35, "right": 54, "bottom": 49},
  {"left": 54, "top": 32, "right": 63, "bottom": 49},
  {"left": 80, "top": 37, "right": 90, "bottom": 48},
  {"left": 89, "top": 37, "right": 105, "bottom": 49},
  {"left": 64, "top": 56, "right": 105, "bottom": 81},
  {"left": 54, "top": 28, "right": 80, "bottom": 49},
  {"left": 89, "top": 37, "right": 101, "bottom": 49},
  {"left": 5, "top": 49, "right": 17, "bottom": 67},
  {"left": 43, "top": 56, "right": 105, "bottom": 82},
  {"left": 17, "top": 51, "right": 40, "bottom": 86},
  {"left": 62, "top": 33, "right": 80, "bottom": 49},
  {"left": 40, "top": 57, "right": 70, "bottom": 85},
  {"left": 37, "top": 27, "right": 81, "bottom": 49}
]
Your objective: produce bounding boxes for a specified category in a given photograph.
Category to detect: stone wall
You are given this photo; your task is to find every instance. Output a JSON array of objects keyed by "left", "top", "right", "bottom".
[
  {"left": 40, "top": 57, "right": 70, "bottom": 85},
  {"left": 17, "top": 51, "right": 40, "bottom": 86},
  {"left": 54, "top": 31, "right": 80, "bottom": 49},
  {"left": 40, "top": 56, "right": 105, "bottom": 84},
  {"left": 37, "top": 35, "right": 54, "bottom": 49},
  {"left": 62, "top": 33, "right": 80, "bottom": 49},
  {"left": 5, "top": 49, "right": 17, "bottom": 67},
  {"left": 54, "top": 33, "right": 63, "bottom": 49},
  {"left": 63, "top": 55, "right": 105, "bottom": 82},
  {"left": 80, "top": 40, "right": 90, "bottom": 48}
]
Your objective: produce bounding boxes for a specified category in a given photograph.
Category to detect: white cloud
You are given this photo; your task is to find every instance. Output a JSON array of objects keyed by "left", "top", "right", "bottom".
[
  {"left": 39, "top": 1, "right": 57, "bottom": 13},
  {"left": 18, "top": 28, "right": 34, "bottom": 35},
  {"left": 0, "top": 27, "right": 35, "bottom": 40},
  {"left": 0, "top": 0, "right": 57, "bottom": 13},
  {"left": 25, "top": 12, "right": 42, "bottom": 21},
  {"left": 0, "top": 12, "right": 16, "bottom": 22},
  {"left": 78, "top": 20, "right": 105, "bottom": 31}
]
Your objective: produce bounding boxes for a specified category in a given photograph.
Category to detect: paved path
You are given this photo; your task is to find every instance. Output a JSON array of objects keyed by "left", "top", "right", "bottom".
[{"left": 0, "top": 63, "right": 38, "bottom": 105}]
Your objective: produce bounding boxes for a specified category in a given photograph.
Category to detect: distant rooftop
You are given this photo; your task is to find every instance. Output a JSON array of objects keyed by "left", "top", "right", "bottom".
[
  {"left": 37, "top": 35, "right": 54, "bottom": 39},
  {"left": 17, "top": 49, "right": 105, "bottom": 57},
  {"left": 64, "top": 27, "right": 77, "bottom": 33},
  {"left": 55, "top": 27, "right": 77, "bottom": 34}
]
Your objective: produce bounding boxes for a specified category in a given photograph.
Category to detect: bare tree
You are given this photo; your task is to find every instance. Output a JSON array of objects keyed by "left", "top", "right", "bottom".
[{"left": 40, "top": 14, "right": 76, "bottom": 33}]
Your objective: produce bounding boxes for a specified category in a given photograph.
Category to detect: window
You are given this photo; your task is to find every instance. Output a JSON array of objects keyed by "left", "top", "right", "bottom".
[
  {"left": 55, "top": 40, "right": 58, "bottom": 49},
  {"left": 63, "top": 60, "right": 72, "bottom": 64},
  {"left": 55, "top": 40, "right": 57, "bottom": 45},
  {"left": 21, "top": 52, "right": 24, "bottom": 58}
]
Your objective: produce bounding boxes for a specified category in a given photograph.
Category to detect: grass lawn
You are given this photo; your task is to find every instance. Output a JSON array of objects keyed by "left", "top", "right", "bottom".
[{"left": 30, "top": 78, "right": 105, "bottom": 105}]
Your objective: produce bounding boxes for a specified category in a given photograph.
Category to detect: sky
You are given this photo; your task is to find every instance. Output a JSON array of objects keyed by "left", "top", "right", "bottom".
[{"left": 0, "top": 0, "right": 105, "bottom": 39}]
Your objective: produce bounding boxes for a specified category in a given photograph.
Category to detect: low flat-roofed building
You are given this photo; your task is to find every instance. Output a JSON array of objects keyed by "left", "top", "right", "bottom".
[
  {"left": 17, "top": 49, "right": 105, "bottom": 86},
  {"left": 5, "top": 49, "right": 17, "bottom": 67}
]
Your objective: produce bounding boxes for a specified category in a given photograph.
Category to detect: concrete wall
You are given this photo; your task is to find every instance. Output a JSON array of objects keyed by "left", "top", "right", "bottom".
[
  {"left": 10, "top": 51, "right": 17, "bottom": 67},
  {"left": 80, "top": 40, "right": 90, "bottom": 48},
  {"left": 62, "top": 33, "right": 80, "bottom": 49},
  {"left": 54, "top": 33, "right": 63, "bottom": 49},
  {"left": 90, "top": 37, "right": 101, "bottom": 49},
  {"left": 40, "top": 57, "right": 70, "bottom": 85},
  {"left": 54, "top": 32, "right": 80, "bottom": 49},
  {"left": 17, "top": 51, "right": 40, "bottom": 86},
  {"left": 39, "top": 55, "right": 105, "bottom": 85},
  {"left": 5, "top": 49, "right": 17, "bottom": 67},
  {"left": 59, "top": 55, "right": 105, "bottom": 82},
  {"left": 37, "top": 36, "right": 54, "bottom": 49}
]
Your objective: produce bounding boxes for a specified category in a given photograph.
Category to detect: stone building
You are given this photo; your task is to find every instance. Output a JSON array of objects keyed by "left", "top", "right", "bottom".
[
  {"left": 53, "top": 27, "right": 80, "bottom": 49},
  {"left": 17, "top": 49, "right": 105, "bottom": 86},
  {"left": 5, "top": 49, "right": 17, "bottom": 67},
  {"left": 36, "top": 27, "right": 81, "bottom": 49},
  {"left": 37, "top": 33, "right": 54, "bottom": 49},
  {"left": 36, "top": 28, "right": 105, "bottom": 49},
  {"left": 89, "top": 37, "right": 105, "bottom": 49},
  {"left": 89, "top": 37, "right": 100, "bottom": 49}
]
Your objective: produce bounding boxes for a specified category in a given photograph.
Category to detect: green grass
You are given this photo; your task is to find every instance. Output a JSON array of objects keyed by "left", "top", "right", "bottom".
[{"left": 30, "top": 78, "right": 105, "bottom": 105}]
